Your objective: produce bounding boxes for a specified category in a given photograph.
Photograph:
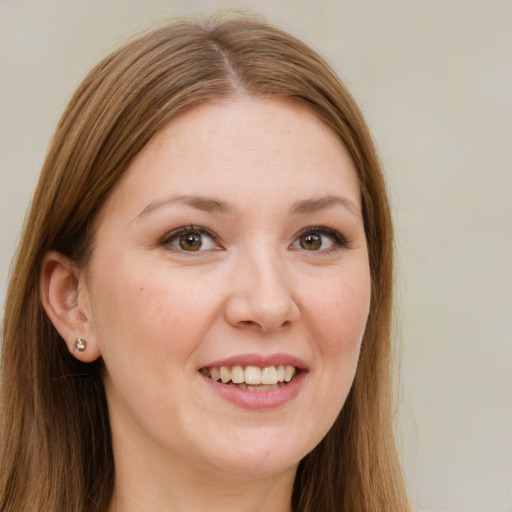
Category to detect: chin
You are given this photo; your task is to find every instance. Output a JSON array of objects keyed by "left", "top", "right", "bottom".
[
  {"left": 195, "top": 425, "right": 315, "bottom": 480},
  {"left": 211, "top": 453, "right": 300, "bottom": 481}
]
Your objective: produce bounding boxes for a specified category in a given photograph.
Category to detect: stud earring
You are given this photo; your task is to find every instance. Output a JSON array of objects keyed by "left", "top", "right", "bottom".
[{"left": 73, "top": 337, "right": 87, "bottom": 353}]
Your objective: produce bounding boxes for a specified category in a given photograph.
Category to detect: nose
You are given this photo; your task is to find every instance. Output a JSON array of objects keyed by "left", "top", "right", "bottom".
[{"left": 225, "top": 250, "right": 300, "bottom": 332}]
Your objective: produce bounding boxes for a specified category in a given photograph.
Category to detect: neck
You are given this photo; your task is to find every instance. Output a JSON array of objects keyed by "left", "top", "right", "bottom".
[{"left": 108, "top": 461, "right": 296, "bottom": 512}]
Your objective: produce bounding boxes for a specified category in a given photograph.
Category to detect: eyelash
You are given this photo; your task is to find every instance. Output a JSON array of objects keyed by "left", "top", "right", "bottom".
[
  {"left": 160, "top": 225, "right": 221, "bottom": 252},
  {"left": 292, "top": 226, "right": 348, "bottom": 253},
  {"left": 160, "top": 225, "right": 348, "bottom": 253}
]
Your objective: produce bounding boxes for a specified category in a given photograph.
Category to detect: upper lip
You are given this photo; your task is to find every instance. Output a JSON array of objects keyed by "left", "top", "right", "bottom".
[{"left": 201, "top": 353, "right": 308, "bottom": 371}]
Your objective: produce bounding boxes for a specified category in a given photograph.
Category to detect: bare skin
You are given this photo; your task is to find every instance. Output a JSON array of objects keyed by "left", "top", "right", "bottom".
[{"left": 42, "top": 98, "right": 370, "bottom": 512}]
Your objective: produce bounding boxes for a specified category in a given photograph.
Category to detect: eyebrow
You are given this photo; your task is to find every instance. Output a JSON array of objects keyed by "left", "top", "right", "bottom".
[
  {"left": 136, "top": 193, "right": 360, "bottom": 220},
  {"left": 136, "top": 195, "right": 233, "bottom": 219},
  {"left": 290, "top": 195, "right": 360, "bottom": 217}
]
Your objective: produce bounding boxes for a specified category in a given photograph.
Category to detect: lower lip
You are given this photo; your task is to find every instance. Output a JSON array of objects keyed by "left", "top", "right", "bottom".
[{"left": 202, "top": 371, "right": 306, "bottom": 410}]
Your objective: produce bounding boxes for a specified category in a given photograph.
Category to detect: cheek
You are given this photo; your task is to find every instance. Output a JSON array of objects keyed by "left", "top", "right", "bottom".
[
  {"left": 308, "top": 269, "right": 371, "bottom": 355},
  {"left": 292, "top": 270, "right": 370, "bottom": 451},
  {"left": 88, "top": 258, "right": 220, "bottom": 362},
  {"left": 306, "top": 267, "right": 371, "bottom": 409}
]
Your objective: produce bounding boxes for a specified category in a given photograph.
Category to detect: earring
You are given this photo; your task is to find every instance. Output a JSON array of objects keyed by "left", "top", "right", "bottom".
[{"left": 73, "top": 337, "right": 87, "bottom": 353}]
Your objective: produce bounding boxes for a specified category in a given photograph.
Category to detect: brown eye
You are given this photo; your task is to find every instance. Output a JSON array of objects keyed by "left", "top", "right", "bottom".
[
  {"left": 300, "top": 233, "right": 322, "bottom": 250},
  {"left": 292, "top": 227, "right": 346, "bottom": 252},
  {"left": 179, "top": 232, "right": 202, "bottom": 251},
  {"left": 163, "top": 227, "right": 219, "bottom": 252}
]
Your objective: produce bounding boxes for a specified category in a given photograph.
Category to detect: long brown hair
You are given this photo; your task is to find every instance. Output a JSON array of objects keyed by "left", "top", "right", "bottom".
[{"left": 0, "top": 16, "right": 409, "bottom": 511}]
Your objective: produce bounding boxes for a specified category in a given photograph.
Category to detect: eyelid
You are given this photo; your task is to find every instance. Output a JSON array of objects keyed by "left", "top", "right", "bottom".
[
  {"left": 160, "top": 225, "right": 223, "bottom": 251},
  {"left": 160, "top": 224, "right": 347, "bottom": 253},
  {"left": 292, "top": 226, "right": 349, "bottom": 252}
]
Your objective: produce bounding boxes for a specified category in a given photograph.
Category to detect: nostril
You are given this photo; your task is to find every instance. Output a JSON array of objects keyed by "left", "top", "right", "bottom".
[
  {"left": 240, "top": 320, "right": 257, "bottom": 327},
  {"left": 234, "top": 319, "right": 291, "bottom": 331}
]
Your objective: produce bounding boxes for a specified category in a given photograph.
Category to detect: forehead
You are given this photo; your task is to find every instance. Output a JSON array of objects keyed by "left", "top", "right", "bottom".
[
  {"left": 145, "top": 98, "right": 351, "bottom": 168},
  {"left": 97, "top": 98, "right": 361, "bottom": 223}
]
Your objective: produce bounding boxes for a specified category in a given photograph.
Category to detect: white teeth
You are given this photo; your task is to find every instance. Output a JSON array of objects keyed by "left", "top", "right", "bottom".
[
  {"left": 245, "top": 366, "right": 262, "bottom": 385},
  {"left": 247, "top": 383, "right": 280, "bottom": 391},
  {"left": 204, "top": 364, "right": 297, "bottom": 387},
  {"left": 220, "top": 366, "right": 231, "bottom": 383},
  {"left": 261, "top": 366, "right": 278, "bottom": 385},
  {"left": 231, "top": 365, "right": 244, "bottom": 384},
  {"left": 210, "top": 367, "right": 221, "bottom": 381}
]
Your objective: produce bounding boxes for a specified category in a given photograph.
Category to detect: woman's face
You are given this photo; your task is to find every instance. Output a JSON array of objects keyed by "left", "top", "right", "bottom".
[{"left": 81, "top": 98, "right": 371, "bottom": 480}]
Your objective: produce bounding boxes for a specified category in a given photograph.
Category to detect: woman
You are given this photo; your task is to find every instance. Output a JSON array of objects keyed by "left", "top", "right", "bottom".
[{"left": 0, "top": 16, "right": 410, "bottom": 512}]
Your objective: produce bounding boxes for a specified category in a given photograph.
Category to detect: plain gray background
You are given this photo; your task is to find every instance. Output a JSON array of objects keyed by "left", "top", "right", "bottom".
[{"left": 1, "top": 1, "right": 511, "bottom": 510}]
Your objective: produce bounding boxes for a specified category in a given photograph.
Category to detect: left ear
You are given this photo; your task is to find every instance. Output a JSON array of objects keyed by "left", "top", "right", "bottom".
[{"left": 40, "top": 250, "right": 101, "bottom": 362}]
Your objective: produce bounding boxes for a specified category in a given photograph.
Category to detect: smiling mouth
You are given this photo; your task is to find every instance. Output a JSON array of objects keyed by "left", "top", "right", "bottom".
[{"left": 200, "top": 365, "right": 297, "bottom": 391}]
